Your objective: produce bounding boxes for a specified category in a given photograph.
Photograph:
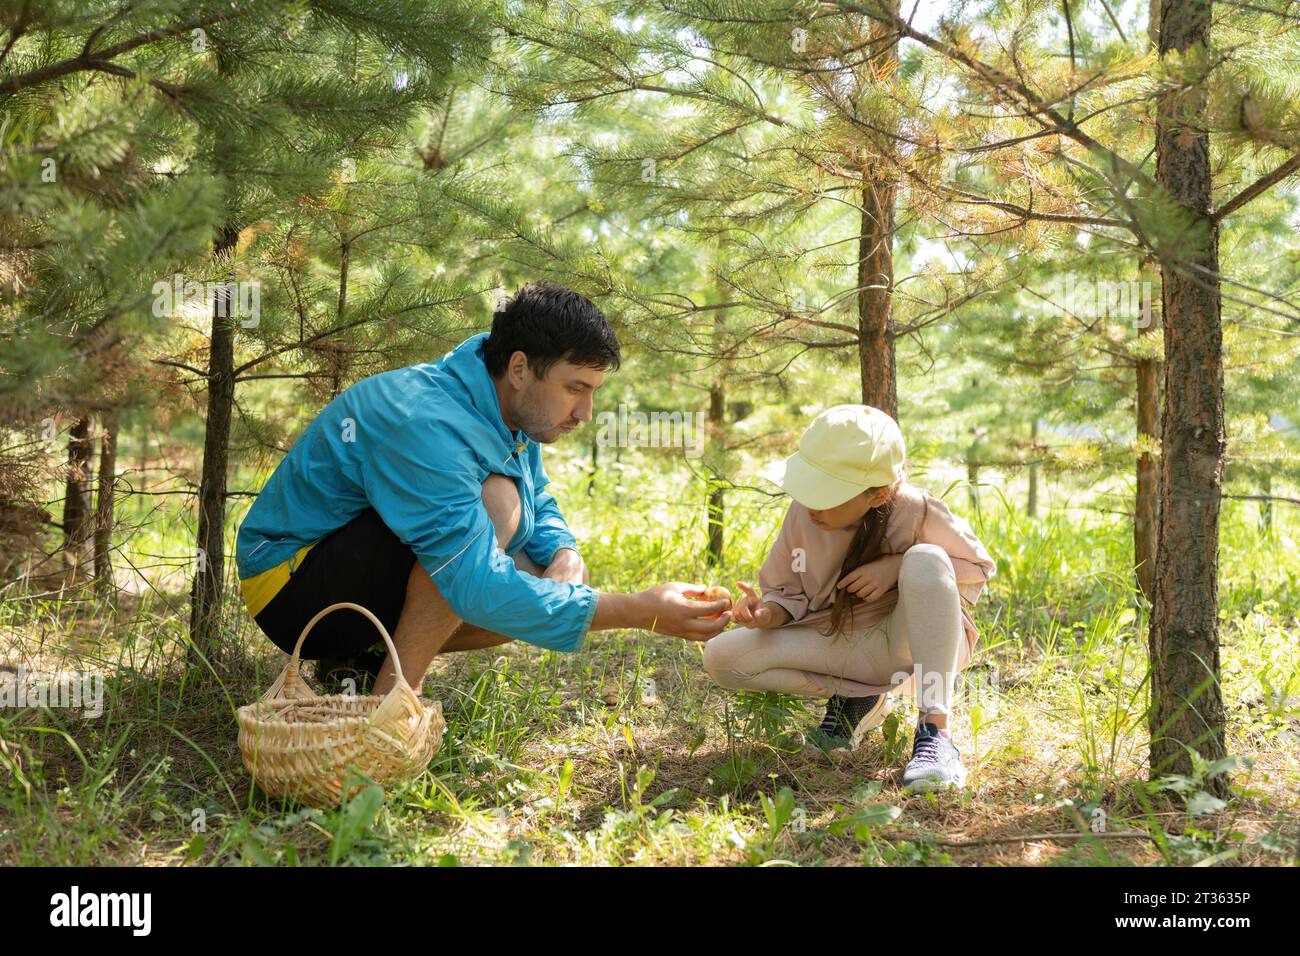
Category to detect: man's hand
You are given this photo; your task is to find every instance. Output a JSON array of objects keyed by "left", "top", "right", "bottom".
[
  {"left": 836, "top": 553, "right": 904, "bottom": 603},
  {"left": 730, "top": 582, "right": 791, "bottom": 629},
  {"left": 590, "top": 583, "right": 731, "bottom": 640},
  {"left": 638, "top": 583, "right": 732, "bottom": 641},
  {"left": 543, "top": 547, "right": 586, "bottom": 586}
]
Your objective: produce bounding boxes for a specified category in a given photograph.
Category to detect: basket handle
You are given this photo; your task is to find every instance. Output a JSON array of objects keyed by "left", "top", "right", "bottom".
[{"left": 272, "top": 602, "right": 409, "bottom": 699}]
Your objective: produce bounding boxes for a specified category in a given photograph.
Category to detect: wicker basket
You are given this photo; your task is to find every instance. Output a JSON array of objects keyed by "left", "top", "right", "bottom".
[{"left": 237, "top": 601, "right": 444, "bottom": 807}]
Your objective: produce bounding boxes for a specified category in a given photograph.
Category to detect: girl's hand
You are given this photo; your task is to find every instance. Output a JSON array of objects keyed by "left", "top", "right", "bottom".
[
  {"left": 837, "top": 554, "right": 905, "bottom": 602},
  {"left": 731, "top": 582, "right": 789, "bottom": 629},
  {"left": 730, "top": 581, "right": 766, "bottom": 626}
]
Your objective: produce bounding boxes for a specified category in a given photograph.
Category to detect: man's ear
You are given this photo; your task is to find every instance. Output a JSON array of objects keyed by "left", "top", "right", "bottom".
[{"left": 506, "top": 350, "right": 530, "bottom": 390}]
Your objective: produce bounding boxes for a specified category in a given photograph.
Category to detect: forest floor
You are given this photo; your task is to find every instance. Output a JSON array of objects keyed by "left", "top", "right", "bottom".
[{"left": 2, "top": 470, "right": 1298, "bottom": 866}]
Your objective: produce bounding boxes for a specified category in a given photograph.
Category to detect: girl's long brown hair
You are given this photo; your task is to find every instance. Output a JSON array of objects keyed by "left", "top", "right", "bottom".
[{"left": 819, "top": 478, "right": 904, "bottom": 639}]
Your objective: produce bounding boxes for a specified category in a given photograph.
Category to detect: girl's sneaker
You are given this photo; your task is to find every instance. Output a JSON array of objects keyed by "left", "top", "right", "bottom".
[
  {"left": 806, "top": 693, "right": 893, "bottom": 754},
  {"left": 902, "top": 722, "right": 967, "bottom": 792}
]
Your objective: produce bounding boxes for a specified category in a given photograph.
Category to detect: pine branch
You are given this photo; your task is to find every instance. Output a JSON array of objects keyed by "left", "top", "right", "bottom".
[
  {"left": 1212, "top": 149, "right": 1300, "bottom": 222},
  {"left": 0, "top": 13, "right": 240, "bottom": 97},
  {"left": 830, "top": 0, "right": 1160, "bottom": 196}
]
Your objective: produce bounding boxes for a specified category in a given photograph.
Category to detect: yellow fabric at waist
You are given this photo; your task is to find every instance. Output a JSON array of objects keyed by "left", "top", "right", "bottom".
[{"left": 239, "top": 542, "right": 317, "bottom": 618}]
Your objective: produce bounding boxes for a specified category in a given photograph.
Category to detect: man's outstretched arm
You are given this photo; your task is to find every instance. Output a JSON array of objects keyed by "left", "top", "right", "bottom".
[{"left": 592, "top": 585, "right": 731, "bottom": 642}]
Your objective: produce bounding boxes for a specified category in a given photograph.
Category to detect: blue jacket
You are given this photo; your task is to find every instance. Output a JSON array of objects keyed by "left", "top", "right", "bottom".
[{"left": 235, "top": 332, "right": 598, "bottom": 652}]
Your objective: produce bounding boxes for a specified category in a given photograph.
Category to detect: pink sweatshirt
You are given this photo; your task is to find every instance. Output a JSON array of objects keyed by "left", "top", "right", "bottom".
[{"left": 757, "top": 481, "right": 998, "bottom": 665}]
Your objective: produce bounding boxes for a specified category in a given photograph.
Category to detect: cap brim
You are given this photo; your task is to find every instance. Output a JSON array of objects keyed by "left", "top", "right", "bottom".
[{"left": 757, "top": 452, "right": 867, "bottom": 511}]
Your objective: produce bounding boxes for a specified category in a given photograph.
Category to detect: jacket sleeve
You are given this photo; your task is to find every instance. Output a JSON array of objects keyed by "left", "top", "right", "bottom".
[
  {"left": 917, "top": 491, "right": 997, "bottom": 607},
  {"left": 524, "top": 456, "right": 579, "bottom": 568},
  {"left": 361, "top": 442, "right": 597, "bottom": 653},
  {"left": 757, "top": 505, "right": 812, "bottom": 622}
]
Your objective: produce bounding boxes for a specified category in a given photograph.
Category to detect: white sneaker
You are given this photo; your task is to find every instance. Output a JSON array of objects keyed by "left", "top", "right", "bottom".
[{"left": 902, "top": 721, "right": 967, "bottom": 792}]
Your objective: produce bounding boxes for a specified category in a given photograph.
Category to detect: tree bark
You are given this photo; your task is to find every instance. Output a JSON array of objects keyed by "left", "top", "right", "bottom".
[
  {"left": 62, "top": 415, "right": 95, "bottom": 582},
  {"left": 706, "top": 379, "right": 725, "bottom": 567},
  {"left": 1148, "top": 0, "right": 1229, "bottom": 795},
  {"left": 94, "top": 410, "right": 119, "bottom": 593},
  {"left": 856, "top": 0, "right": 899, "bottom": 419},
  {"left": 704, "top": 275, "right": 731, "bottom": 567},
  {"left": 189, "top": 224, "right": 241, "bottom": 665},
  {"left": 858, "top": 179, "right": 897, "bottom": 416}
]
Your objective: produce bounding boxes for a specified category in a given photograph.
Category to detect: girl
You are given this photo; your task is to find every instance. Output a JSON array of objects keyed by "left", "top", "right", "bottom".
[{"left": 701, "top": 404, "right": 997, "bottom": 792}]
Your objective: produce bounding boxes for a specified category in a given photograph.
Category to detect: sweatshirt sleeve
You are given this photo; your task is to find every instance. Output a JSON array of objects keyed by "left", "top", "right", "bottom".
[
  {"left": 361, "top": 442, "right": 597, "bottom": 653},
  {"left": 917, "top": 491, "right": 997, "bottom": 607},
  {"left": 524, "top": 457, "right": 579, "bottom": 568},
  {"left": 757, "top": 505, "right": 812, "bottom": 622}
]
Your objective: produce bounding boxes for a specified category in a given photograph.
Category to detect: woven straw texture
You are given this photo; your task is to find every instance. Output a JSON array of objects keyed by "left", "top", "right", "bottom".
[{"left": 238, "top": 602, "right": 444, "bottom": 806}]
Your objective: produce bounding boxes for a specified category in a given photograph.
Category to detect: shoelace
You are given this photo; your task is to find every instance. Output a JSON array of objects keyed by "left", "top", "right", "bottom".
[{"left": 910, "top": 729, "right": 947, "bottom": 766}]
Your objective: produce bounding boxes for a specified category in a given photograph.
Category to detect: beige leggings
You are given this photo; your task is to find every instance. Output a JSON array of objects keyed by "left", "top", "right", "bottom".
[{"left": 701, "top": 543, "right": 966, "bottom": 716}]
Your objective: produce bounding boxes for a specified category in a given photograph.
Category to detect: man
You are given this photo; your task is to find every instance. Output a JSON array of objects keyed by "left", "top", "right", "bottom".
[{"left": 235, "top": 281, "right": 730, "bottom": 695}]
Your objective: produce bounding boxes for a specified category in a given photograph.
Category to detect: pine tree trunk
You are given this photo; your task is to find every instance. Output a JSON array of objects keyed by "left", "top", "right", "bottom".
[
  {"left": 1148, "top": 0, "right": 1229, "bottom": 795},
  {"left": 94, "top": 410, "right": 119, "bottom": 593},
  {"left": 705, "top": 282, "right": 729, "bottom": 567},
  {"left": 189, "top": 225, "right": 240, "bottom": 665},
  {"left": 858, "top": 182, "right": 897, "bottom": 416},
  {"left": 138, "top": 419, "right": 148, "bottom": 478},
  {"left": 856, "top": 1, "right": 899, "bottom": 419},
  {"left": 62, "top": 415, "right": 94, "bottom": 583},
  {"left": 706, "top": 380, "right": 724, "bottom": 567}
]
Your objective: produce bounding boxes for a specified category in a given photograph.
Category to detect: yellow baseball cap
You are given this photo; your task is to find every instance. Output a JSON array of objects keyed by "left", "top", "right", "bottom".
[{"left": 759, "top": 404, "right": 906, "bottom": 510}]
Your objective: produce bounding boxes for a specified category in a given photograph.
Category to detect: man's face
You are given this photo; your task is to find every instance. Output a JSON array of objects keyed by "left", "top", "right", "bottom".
[{"left": 501, "top": 352, "right": 606, "bottom": 443}]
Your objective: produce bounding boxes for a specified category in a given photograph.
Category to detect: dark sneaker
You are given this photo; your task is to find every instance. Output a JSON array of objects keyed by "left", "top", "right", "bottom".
[
  {"left": 316, "top": 647, "right": 387, "bottom": 694},
  {"left": 805, "top": 693, "right": 893, "bottom": 754},
  {"left": 902, "top": 722, "right": 967, "bottom": 792}
]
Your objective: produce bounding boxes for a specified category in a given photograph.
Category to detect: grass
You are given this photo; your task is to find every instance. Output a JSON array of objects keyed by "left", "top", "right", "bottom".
[{"left": 1, "top": 450, "right": 1298, "bottom": 866}]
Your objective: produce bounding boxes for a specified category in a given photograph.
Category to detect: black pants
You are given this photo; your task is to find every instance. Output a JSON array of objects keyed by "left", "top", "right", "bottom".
[{"left": 253, "top": 508, "right": 419, "bottom": 661}]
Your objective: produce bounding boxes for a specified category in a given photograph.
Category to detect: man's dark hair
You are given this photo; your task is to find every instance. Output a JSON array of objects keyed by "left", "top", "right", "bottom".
[{"left": 482, "top": 281, "right": 621, "bottom": 379}]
